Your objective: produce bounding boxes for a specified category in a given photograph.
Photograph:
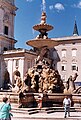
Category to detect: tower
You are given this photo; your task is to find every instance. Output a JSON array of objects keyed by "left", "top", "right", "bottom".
[
  {"left": 0, "top": 0, "right": 17, "bottom": 88},
  {"left": 73, "top": 20, "right": 79, "bottom": 36},
  {"left": 0, "top": 0, "right": 17, "bottom": 53}
]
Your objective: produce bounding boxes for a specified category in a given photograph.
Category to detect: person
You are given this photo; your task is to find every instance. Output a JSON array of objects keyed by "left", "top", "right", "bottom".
[
  {"left": 63, "top": 95, "right": 71, "bottom": 118},
  {"left": 0, "top": 96, "right": 13, "bottom": 120}
]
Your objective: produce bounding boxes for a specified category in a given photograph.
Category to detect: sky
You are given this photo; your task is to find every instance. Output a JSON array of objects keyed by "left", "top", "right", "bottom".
[{"left": 15, "top": 0, "right": 81, "bottom": 50}]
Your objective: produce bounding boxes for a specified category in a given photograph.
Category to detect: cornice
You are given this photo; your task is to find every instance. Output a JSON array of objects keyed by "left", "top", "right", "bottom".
[
  {"left": 3, "top": 49, "right": 37, "bottom": 56},
  {"left": 51, "top": 36, "right": 81, "bottom": 45},
  {"left": 0, "top": 34, "right": 17, "bottom": 43},
  {"left": 0, "top": 0, "right": 18, "bottom": 14},
  {"left": 51, "top": 35, "right": 81, "bottom": 41}
]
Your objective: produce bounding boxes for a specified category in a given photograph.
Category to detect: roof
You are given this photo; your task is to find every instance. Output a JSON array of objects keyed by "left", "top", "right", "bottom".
[{"left": 3, "top": 48, "right": 37, "bottom": 56}]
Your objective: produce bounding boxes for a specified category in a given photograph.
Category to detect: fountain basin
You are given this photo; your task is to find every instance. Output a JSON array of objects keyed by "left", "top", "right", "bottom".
[
  {"left": 19, "top": 93, "right": 72, "bottom": 107},
  {"left": 26, "top": 39, "right": 58, "bottom": 48},
  {"left": 18, "top": 93, "right": 81, "bottom": 108},
  {"left": 72, "top": 94, "right": 81, "bottom": 107},
  {"left": 0, "top": 92, "right": 80, "bottom": 108},
  {"left": 33, "top": 24, "right": 53, "bottom": 31}
]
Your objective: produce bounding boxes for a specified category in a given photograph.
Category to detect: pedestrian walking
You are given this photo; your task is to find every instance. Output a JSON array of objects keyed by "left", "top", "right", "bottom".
[
  {"left": 0, "top": 96, "right": 13, "bottom": 120},
  {"left": 63, "top": 95, "right": 71, "bottom": 118}
]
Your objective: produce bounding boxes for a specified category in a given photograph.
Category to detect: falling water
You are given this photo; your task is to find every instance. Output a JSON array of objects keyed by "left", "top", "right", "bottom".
[{"left": 42, "top": 0, "right": 46, "bottom": 12}]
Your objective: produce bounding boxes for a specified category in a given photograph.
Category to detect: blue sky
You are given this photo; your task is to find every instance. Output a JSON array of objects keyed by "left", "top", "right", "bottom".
[{"left": 15, "top": 0, "right": 81, "bottom": 50}]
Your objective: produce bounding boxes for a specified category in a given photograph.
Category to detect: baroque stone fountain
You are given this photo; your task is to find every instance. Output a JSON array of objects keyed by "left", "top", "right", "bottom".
[
  {"left": 18, "top": 6, "right": 81, "bottom": 108},
  {"left": 27, "top": 11, "right": 64, "bottom": 93},
  {"left": 18, "top": 11, "right": 66, "bottom": 108},
  {"left": 16, "top": 10, "right": 81, "bottom": 108}
]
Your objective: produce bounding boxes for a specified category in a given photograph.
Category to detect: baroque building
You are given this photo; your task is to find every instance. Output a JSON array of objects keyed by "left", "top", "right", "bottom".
[
  {"left": 0, "top": 0, "right": 36, "bottom": 88},
  {"left": 54, "top": 21, "right": 81, "bottom": 84}
]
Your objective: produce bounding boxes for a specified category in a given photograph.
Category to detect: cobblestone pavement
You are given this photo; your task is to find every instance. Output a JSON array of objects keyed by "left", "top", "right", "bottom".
[{"left": 11, "top": 111, "right": 81, "bottom": 120}]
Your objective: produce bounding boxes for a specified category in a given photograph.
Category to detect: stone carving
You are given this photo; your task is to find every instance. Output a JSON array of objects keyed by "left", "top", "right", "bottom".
[
  {"left": 2, "top": 69, "right": 11, "bottom": 90},
  {"left": 74, "top": 86, "right": 81, "bottom": 94},
  {"left": 35, "top": 12, "right": 48, "bottom": 39},
  {"left": 12, "top": 76, "right": 22, "bottom": 93},
  {"left": 13, "top": 67, "right": 20, "bottom": 85},
  {"left": 21, "top": 72, "right": 34, "bottom": 93},
  {"left": 65, "top": 73, "right": 78, "bottom": 93},
  {"left": 19, "top": 63, "right": 64, "bottom": 94},
  {"left": 36, "top": 32, "right": 48, "bottom": 39},
  {"left": 41, "top": 12, "right": 46, "bottom": 25},
  {"left": 12, "top": 67, "right": 22, "bottom": 93},
  {"left": 35, "top": 46, "right": 50, "bottom": 64}
]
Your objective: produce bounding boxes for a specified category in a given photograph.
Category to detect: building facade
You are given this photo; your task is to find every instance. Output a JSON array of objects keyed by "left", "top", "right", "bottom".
[
  {"left": 54, "top": 35, "right": 81, "bottom": 83},
  {"left": 0, "top": 0, "right": 36, "bottom": 88}
]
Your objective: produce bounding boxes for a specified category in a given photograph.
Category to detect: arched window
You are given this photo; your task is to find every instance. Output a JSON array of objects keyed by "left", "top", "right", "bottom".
[
  {"left": 61, "top": 49, "right": 66, "bottom": 57},
  {"left": 72, "top": 48, "right": 77, "bottom": 57}
]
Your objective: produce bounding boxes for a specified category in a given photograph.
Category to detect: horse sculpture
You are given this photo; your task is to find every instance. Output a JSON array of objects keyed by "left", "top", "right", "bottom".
[{"left": 65, "top": 73, "right": 78, "bottom": 93}]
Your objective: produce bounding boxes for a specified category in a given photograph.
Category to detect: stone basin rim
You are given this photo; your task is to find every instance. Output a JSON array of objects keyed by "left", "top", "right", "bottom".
[{"left": 26, "top": 39, "right": 59, "bottom": 48}]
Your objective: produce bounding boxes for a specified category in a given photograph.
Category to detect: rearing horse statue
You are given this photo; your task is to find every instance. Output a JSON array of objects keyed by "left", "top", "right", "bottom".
[{"left": 66, "top": 73, "right": 78, "bottom": 93}]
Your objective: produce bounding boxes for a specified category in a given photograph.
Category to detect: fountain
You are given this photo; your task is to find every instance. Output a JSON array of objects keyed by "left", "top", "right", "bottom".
[
  {"left": 18, "top": 6, "right": 66, "bottom": 107},
  {"left": 26, "top": 11, "right": 65, "bottom": 93},
  {"left": 17, "top": 1, "right": 81, "bottom": 108}
]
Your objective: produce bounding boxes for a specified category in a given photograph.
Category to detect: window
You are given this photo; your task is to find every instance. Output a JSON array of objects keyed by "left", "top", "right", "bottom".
[
  {"left": 61, "top": 64, "right": 66, "bottom": 71},
  {"left": 62, "top": 49, "right": 66, "bottom": 57},
  {"left": 72, "top": 63, "right": 78, "bottom": 71},
  {"left": 4, "top": 47, "right": 8, "bottom": 51},
  {"left": 15, "top": 60, "right": 19, "bottom": 67},
  {"left": 72, "top": 49, "right": 77, "bottom": 57},
  {"left": 4, "top": 26, "right": 8, "bottom": 35}
]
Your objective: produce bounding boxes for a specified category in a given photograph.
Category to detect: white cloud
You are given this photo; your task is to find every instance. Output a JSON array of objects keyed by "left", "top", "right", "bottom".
[
  {"left": 54, "top": 3, "right": 64, "bottom": 11},
  {"left": 77, "top": 1, "right": 81, "bottom": 8},
  {"left": 49, "top": 5, "right": 53, "bottom": 10},
  {"left": 73, "top": 1, "right": 81, "bottom": 9},
  {"left": 49, "top": 3, "right": 64, "bottom": 12},
  {"left": 26, "top": 0, "right": 33, "bottom": 2}
]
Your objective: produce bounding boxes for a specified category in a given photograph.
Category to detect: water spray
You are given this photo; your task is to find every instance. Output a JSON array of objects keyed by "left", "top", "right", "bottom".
[{"left": 42, "top": 0, "right": 46, "bottom": 12}]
